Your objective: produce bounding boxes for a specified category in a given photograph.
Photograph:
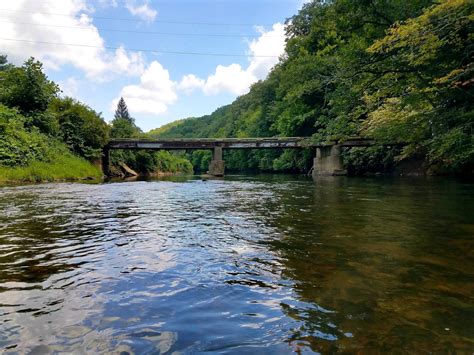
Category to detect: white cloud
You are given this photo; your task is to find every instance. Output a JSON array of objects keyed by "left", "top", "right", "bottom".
[
  {"left": 58, "top": 77, "right": 81, "bottom": 97},
  {"left": 247, "top": 23, "right": 286, "bottom": 79},
  {"left": 177, "top": 74, "right": 205, "bottom": 94},
  {"left": 112, "top": 61, "right": 177, "bottom": 115},
  {"left": 112, "top": 46, "right": 145, "bottom": 77},
  {"left": 177, "top": 23, "right": 286, "bottom": 97},
  {"left": 0, "top": 0, "right": 146, "bottom": 80},
  {"left": 202, "top": 64, "right": 256, "bottom": 96},
  {"left": 111, "top": 23, "right": 286, "bottom": 118},
  {"left": 96, "top": 0, "right": 118, "bottom": 8},
  {"left": 125, "top": 0, "right": 157, "bottom": 22},
  {"left": 94, "top": 0, "right": 157, "bottom": 21}
]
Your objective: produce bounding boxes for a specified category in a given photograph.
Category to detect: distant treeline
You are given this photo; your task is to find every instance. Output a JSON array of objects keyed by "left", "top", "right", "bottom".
[{"left": 151, "top": 0, "right": 473, "bottom": 175}]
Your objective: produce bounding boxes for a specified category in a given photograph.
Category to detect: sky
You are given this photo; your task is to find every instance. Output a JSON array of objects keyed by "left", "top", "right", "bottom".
[{"left": 0, "top": 0, "right": 306, "bottom": 131}]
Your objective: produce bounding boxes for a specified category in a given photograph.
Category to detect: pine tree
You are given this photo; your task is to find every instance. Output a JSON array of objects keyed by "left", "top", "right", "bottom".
[
  {"left": 114, "top": 97, "right": 133, "bottom": 123},
  {"left": 0, "top": 54, "right": 10, "bottom": 71}
]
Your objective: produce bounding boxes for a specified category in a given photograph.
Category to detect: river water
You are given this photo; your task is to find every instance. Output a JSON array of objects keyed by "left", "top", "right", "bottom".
[{"left": 0, "top": 175, "right": 473, "bottom": 353}]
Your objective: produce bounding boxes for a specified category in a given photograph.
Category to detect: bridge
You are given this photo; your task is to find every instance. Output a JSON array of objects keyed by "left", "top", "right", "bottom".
[{"left": 103, "top": 137, "right": 377, "bottom": 177}]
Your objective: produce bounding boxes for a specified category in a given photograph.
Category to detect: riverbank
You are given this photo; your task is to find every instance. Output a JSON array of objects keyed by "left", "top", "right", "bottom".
[
  {"left": 0, "top": 160, "right": 194, "bottom": 185},
  {"left": 0, "top": 155, "right": 102, "bottom": 184},
  {"left": 107, "top": 160, "right": 193, "bottom": 179}
]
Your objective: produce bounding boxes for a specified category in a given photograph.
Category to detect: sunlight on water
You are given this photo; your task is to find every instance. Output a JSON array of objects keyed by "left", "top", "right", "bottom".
[{"left": 0, "top": 176, "right": 473, "bottom": 353}]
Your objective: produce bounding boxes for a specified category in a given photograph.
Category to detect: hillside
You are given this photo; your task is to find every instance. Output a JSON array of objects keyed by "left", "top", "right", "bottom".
[{"left": 149, "top": 0, "right": 473, "bottom": 175}]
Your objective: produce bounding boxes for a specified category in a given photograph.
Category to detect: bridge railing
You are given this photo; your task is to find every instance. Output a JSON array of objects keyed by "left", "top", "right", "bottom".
[{"left": 106, "top": 136, "right": 381, "bottom": 148}]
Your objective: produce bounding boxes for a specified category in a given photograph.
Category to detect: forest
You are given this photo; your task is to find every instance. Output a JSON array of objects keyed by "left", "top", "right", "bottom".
[{"left": 151, "top": 0, "right": 473, "bottom": 175}]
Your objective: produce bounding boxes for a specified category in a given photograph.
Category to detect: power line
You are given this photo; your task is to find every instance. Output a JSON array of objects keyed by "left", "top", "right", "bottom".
[
  {"left": 0, "top": 8, "right": 275, "bottom": 27},
  {"left": 0, "top": 20, "right": 283, "bottom": 38},
  {"left": 0, "top": 37, "right": 280, "bottom": 58}
]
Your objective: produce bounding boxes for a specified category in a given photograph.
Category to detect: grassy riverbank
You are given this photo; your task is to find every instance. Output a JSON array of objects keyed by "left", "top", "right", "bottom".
[
  {"left": 0, "top": 104, "right": 103, "bottom": 184},
  {"left": 0, "top": 153, "right": 102, "bottom": 184}
]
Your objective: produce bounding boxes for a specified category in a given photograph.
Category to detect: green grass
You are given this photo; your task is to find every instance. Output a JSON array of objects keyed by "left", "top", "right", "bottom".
[
  {"left": 0, "top": 105, "right": 103, "bottom": 184},
  {"left": 0, "top": 153, "right": 102, "bottom": 183}
]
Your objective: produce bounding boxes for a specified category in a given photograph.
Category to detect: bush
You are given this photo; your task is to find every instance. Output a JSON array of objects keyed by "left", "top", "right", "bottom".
[
  {"left": 189, "top": 150, "right": 212, "bottom": 172},
  {"left": 0, "top": 105, "right": 51, "bottom": 166},
  {"left": 0, "top": 58, "right": 59, "bottom": 117},
  {"left": 0, "top": 104, "right": 101, "bottom": 183},
  {"left": 48, "top": 97, "right": 109, "bottom": 160},
  {"left": 136, "top": 150, "right": 193, "bottom": 174}
]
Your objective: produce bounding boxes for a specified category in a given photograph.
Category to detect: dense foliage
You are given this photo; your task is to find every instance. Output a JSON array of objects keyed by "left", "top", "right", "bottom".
[
  {"left": 152, "top": 0, "right": 473, "bottom": 175},
  {"left": 0, "top": 57, "right": 191, "bottom": 182},
  {"left": 0, "top": 57, "right": 109, "bottom": 159},
  {"left": 0, "top": 58, "right": 108, "bottom": 182},
  {"left": 0, "top": 105, "right": 54, "bottom": 167},
  {"left": 0, "top": 104, "right": 102, "bottom": 182},
  {"left": 48, "top": 97, "right": 109, "bottom": 160},
  {"left": 363, "top": 0, "right": 473, "bottom": 172}
]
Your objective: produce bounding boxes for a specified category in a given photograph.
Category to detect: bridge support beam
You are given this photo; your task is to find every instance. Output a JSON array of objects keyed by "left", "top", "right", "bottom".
[
  {"left": 102, "top": 147, "right": 110, "bottom": 176},
  {"left": 312, "top": 145, "right": 347, "bottom": 176},
  {"left": 208, "top": 146, "right": 225, "bottom": 176}
]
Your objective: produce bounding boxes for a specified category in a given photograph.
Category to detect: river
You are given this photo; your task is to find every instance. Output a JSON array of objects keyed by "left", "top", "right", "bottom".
[{"left": 0, "top": 175, "right": 473, "bottom": 353}]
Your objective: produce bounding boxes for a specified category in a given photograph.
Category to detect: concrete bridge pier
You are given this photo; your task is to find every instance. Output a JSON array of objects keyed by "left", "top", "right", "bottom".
[
  {"left": 208, "top": 146, "right": 225, "bottom": 176},
  {"left": 312, "top": 144, "right": 347, "bottom": 176},
  {"left": 102, "top": 147, "right": 110, "bottom": 176}
]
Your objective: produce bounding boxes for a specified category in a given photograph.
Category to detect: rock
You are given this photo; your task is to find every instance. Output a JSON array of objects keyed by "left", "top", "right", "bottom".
[
  {"left": 119, "top": 162, "right": 138, "bottom": 177},
  {"left": 108, "top": 165, "right": 125, "bottom": 178}
]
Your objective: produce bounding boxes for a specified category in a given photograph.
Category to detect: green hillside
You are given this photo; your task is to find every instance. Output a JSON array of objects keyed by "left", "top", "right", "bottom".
[{"left": 150, "top": 0, "right": 473, "bottom": 175}]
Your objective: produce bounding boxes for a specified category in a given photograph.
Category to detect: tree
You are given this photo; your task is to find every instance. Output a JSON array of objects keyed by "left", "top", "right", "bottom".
[
  {"left": 362, "top": 0, "right": 473, "bottom": 172},
  {"left": 48, "top": 97, "right": 109, "bottom": 159},
  {"left": 114, "top": 97, "right": 133, "bottom": 123},
  {"left": 0, "top": 57, "right": 60, "bottom": 135},
  {"left": 0, "top": 57, "right": 59, "bottom": 115},
  {"left": 0, "top": 54, "right": 12, "bottom": 71}
]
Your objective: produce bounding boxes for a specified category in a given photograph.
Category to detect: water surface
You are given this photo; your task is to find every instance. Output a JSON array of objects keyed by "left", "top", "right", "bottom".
[{"left": 0, "top": 175, "right": 473, "bottom": 353}]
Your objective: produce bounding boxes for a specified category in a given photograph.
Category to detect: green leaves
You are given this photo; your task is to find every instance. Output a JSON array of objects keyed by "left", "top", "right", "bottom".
[
  {"left": 48, "top": 97, "right": 109, "bottom": 159},
  {"left": 362, "top": 0, "right": 473, "bottom": 172},
  {"left": 0, "top": 57, "right": 59, "bottom": 117},
  {"left": 0, "top": 105, "right": 67, "bottom": 167}
]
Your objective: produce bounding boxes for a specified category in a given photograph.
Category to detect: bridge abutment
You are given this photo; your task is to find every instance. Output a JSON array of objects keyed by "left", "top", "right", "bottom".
[
  {"left": 312, "top": 145, "right": 347, "bottom": 176},
  {"left": 208, "top": 146, "right": 225, "bottom": 176}
]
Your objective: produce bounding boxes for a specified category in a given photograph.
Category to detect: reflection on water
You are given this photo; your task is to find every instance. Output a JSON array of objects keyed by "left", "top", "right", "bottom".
[{"left": 0, "top": 175, "right": 473, "bottom": 353}]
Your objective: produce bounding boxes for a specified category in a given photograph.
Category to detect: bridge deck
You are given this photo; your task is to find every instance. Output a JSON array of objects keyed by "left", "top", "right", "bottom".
[{"left": 106, "top": 137, "right": 376, "bottom": 150}]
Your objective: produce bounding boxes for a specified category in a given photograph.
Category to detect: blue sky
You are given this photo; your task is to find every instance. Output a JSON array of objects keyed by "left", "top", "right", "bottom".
[{"left": 1, "top": 0, "right": 305, "bottom": 131}]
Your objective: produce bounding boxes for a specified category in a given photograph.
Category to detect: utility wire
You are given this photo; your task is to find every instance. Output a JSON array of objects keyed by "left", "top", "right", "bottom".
[
  {"left": 0, "top": 8, "right": 274, "bottom": 26},
  {"left": 0, "top": 37, "right": 280, "bottom": 58},
  {"left": 0, "top": 20, "right": 283, "bottom": 38}
]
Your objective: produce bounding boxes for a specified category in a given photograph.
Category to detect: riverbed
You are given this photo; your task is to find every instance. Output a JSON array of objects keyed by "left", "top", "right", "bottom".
[{"left": 0, "top": 175, "right": 473, "bottom": 353}]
